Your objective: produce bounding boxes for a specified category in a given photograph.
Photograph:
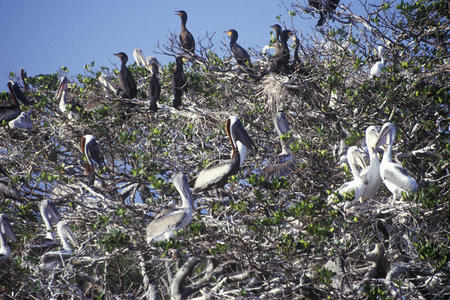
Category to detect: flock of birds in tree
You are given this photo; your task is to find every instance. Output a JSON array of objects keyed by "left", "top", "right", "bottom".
[{"left": 1, "top": 4, "right": 417, "bottom": 270}]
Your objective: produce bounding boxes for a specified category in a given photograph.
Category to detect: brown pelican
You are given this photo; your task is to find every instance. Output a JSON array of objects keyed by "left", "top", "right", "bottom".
[
  {"left": 0, "top": 81, "right": 31, "bottom": 124},
  {"left": 193, "top": 116, "right": 256, "bottom": 193},
  {"left": 114, "top": 52, "right": 137, "bottom": 99},
  {"left": 26, "top": 200, "right": 61, "bottom": 256},
  {"left": 172, "top": 56, "right": 187, "bottom": 109},
  {"left": 377, "top": 123, "right": 418, "bottom": 203},
  {"left": 262, "top": 112, "right": 295, "bottom": 179},
  {"left": 226, "top": 29, "right": 253, "bottom": 68},
  {"left": 39, "top": 220, "right": 78, "bottom": 271},
  {"left": 148, "top": 63, "right": 161, "bottom": 112},
  {"left": 175, "top": 10, "right": 195, "bottom": 54},
  {"left": 370, "top": 46, "right": 385, "bottom": 78},
  {"left": 10, "top": 77, "right": 31, "bottom": 106},
  {"left": 0, "top": 214, "right": 16, "bottom": 265},
  {"left": 56, "top": 76, "right": 83, "bottom": 119},
  {"left": 146, "top": 173, "right": 193, "bottom": 244},
  {"left": 80, "top": 135, "right": 105, "bottom": 174}
]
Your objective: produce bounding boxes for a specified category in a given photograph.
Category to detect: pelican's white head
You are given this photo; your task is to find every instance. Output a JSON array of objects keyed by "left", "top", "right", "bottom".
[
  {"left": 365, "top": 125, "right": 380, "bottom": 150},
  {"left": 376, "top": 122, "right": 396, "bottom": 149}
]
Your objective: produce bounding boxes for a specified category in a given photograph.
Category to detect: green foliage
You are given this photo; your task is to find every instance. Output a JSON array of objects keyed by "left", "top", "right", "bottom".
[
  {"left": 315, "top": 267, "right": 336, "bottom": 286},
  {"left": 414, "top": 238, "right": 448, "bottom": 269},
  {"left": 363, "top": 284, "right": 390, "bottom": 299},
  {"left": 98, "top": 228, "right": 130, "bottom": 252}
]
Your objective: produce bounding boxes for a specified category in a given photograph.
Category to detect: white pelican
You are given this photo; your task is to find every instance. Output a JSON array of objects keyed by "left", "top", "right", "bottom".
[
  {"left": 80, "top": 135, "right": 105, "bottom": 174},
  {"left": 0, "top": 214, "right": 16, "bottom": 265},
  {"left": 27, "top": 200, "right": 61, "bottom": 256},
  {"left": 193, "top": 116, "right": 256, "bottom": 193},
  {"left": 133, "top": 48, "right": 161, "bottom": 73},
  {"left": 330, "top": 125, "right": 382, "bottom": 206},
  {"left": 39, "top": 220, "right": 78, "bottom": 271},
  {"left": 369, "top": 46, "right": 385, "bottom": 78},
  {"left": 377, "top": 122, "right": 418, "bottom": 203},
  {"left": 262, "top": 112, "right": 295, "bottom": 179},
  {"left": 359, "top": 126, "right": 382, "bottom": 199},
  {"left": 98, "top": 74, "right": 118, "bottom": 94},
  {"left": 146, "top": 173, "right": 194, "bottom": 244}
]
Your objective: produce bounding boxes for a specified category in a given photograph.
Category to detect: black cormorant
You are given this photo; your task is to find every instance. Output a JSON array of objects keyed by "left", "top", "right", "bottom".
[
  {"left": 114, "top": 52, "right": 137, "bottom": 99},
  {"left": 171, "top": 56, "right": 187, "bottom": 109},
  {"left": 270, "top": 24, "right": 283, "bottom": 55},
  {"left": 226, "top": 29, "right": 253, "bottom": 68},
  {"left": 148, "top": 63, "right": 161, "bottom": 112},
  {"left": 270, "top": 29, "right": 292, "bottom": 73},
  {"left": 309, "top": 0, "right": 340, "bottom": 26},
  {"left": 175, "top": 10, "right": 195, "bottom": 54}
]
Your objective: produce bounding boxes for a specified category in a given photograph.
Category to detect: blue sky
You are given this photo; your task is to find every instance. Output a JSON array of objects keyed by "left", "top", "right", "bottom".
[{"left": 0, "top": 0, "right": 354, "bottom": 92}]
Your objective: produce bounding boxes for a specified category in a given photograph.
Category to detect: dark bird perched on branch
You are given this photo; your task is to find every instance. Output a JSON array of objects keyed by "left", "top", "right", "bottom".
[
  {"left": 193, "top": 116, "right": 256, "bottom": 193},
  {"left": 226, "top": 29, "right": 253, "bottom": 69},
  {"left": 0, "top": 81, "right": 31, "bottom": 123},
  {"left": 20, "top": 68, "right": 30, "bottom": 93},
  {"left": 114, "top": 52, "right": 137, "bottom": 99},
  {"left": 175, "top": 10, "right": 195, "bottom": 55},
  {"left": 309, "top": 0, "right": 340, "bottom": 26},
  {"left": 270, "top": 24, "right": 283, "bottom": 55},
  {"left": 270, "top": 29, "right": 292, "bottom": 74},
  {"left": 172, "top": 56, "right": 187, "bottom": 109},
  {"left": 148, "top": 63, "right": 161, "bottom": 112}
]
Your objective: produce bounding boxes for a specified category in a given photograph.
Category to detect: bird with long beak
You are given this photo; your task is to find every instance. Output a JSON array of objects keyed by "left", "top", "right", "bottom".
[
  {"left": 114, "top": 52, "right": 137, "bottom": 99},
  {"left": 80, "top": 135, "right": 105, "bottom": 175},
  {"left": 330, "top": 126, "right": 382, "bottom": 207},
  {"left": 377, "top": 122, "right": 418, "bottom": 204},
  {"left": 39, "top": 220, "right": 78, "bottom": 271},
  {"left": 56, "top": 76, "right": 83, "bottom": 119},
  {"left": 262, "top": 112, "right": 295, "bottom": 179},
  {"left": 146, "top": 173, "right": 194, "bottom": 244},
  {"left": 370, "top": 46, "right": 385, "bottom": 78},
  {"left": 1, "top": 81, "right": 31, "bottom": 124},
  {"left": 0, "top": 214, "right": 16, "bottom": 265},
  {"left": 175, "top": 10, "right": 195, "bottom": 54},
  {"left": 26, "top": 200, "right": 61, "bottom": 256},
  {"left": 193, "top": 116, "right": 256, "bottom": 193}
]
